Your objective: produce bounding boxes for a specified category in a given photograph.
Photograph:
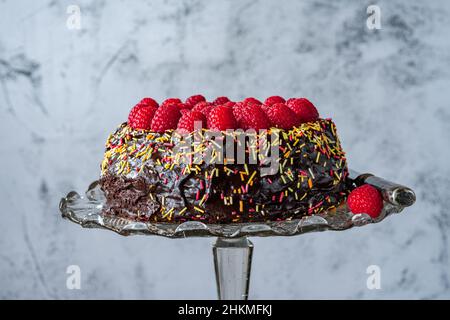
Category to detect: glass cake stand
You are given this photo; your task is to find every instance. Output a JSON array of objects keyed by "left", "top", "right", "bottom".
[{"left": 59, "top": 170, "right": 415, "bottom": 300}]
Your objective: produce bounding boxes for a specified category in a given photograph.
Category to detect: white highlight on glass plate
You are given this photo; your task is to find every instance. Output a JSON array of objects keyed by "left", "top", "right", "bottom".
[
  {"left": 366, "top": 264, "right": 381, "bottom": 290},
  {"left": 367, "top": 5, "right": 381, "bottom": 30},
  {"left": 66, "top": 265, "right": 81, "bottom": 289},
  {"left": 66, "top": 5, "right": 81, "bottom": 30}
]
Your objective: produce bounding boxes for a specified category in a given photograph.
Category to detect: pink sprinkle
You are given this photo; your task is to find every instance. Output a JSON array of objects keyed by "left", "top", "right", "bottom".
[
  {"left": 279, "top": 192, "right": 284, "bottom": 203},
  {"left": 267, "top": 178, "right": 273, "bottom": 184},
  {"left": 200, "top": 180, "right": 204, "bottom": 190},
  {"left": 272, "top": 195, "right": 276, "bottom": 201},
  {"left": 196, "top": 190, "right": 200, "bottom": 201}
]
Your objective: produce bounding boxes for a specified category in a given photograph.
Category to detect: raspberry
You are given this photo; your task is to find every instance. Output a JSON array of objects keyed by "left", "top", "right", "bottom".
[
  {"left": 260, "top": 104, "right": 271, "bottom": 112},
  {"left": 222, "top": 101, "right": 236, "bottom": 108},
  {"left": 139, "top": 97, "right": 159, "bottom": 109},
  {"left": 185, "top": 94, "right": 206, "bottom": 107},
  {"left": 286, "top": 98, "right": 296, "bottom": 105},
  {"left": 243, "top": 97, "right": 262, "bottom": 105},
  {"left": 192, "top": 101, "right": 215, "bottom": 117},
  {"left": 176, "top": 102, "right": 191, "bottom": 110},
  {"left": 263, "top": 103, "right": 300, "bottom": 129},
  {"left": 177, "top": 111, "right": 206, "bottom": 133},
  {"left": 207, "top": 105, "right": 237, "bottom": 131},
  {"left": 213, "top": 96, "right": 230, "bottom": 105},
  {"left": 347, "top": 184, "right": 383, "bottom": 218},
  {"left": 232, "top": 102, "right": 246, "bottom": 123},
  {"left": 287, "top": 98, "right": 319, "bottom": 123},
  {"left": 233, "top": 103, "right": 270, "bottom": 130},
  {"left": 264, "top": 96, "right": 285, "bottom": 106},
  {"left": 128, "top": 104, "right": 158, "bottom": 130},
  {"left": 150, "top": 103, "right": 181, "bottom": 132},
  {"left": 161, "top": 98, "right": 182, "bottom": 108}
]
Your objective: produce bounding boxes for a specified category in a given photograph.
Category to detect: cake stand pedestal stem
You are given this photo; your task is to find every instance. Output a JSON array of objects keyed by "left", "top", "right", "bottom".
[{"left": 212, "top": 237, "right": 254, "bottom": 300}]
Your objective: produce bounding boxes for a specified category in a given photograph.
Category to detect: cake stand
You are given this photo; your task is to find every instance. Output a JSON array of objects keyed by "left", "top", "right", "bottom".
[{"left": 59, "top": 170, "right": 415, "bottom": 300}]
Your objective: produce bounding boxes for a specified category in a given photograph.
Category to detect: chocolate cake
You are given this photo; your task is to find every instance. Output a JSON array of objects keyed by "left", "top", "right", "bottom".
[{"left": 99, "top": 96, "right": 349, "bottom": 223}]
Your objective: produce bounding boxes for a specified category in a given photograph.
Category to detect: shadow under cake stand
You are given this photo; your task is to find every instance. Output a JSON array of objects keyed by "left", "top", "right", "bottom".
[{"left": 59, "top": 170, "right": 415, "bottom": 300}]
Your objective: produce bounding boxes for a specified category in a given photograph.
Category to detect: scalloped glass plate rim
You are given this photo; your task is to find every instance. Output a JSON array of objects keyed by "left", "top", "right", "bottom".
[{"left": 59, "top": 180, "right": 405, "bottom": 238}]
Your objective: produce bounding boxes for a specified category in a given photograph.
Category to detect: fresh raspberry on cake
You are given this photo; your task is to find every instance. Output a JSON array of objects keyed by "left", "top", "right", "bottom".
[
  {"left": 287, "top": 98, "right": 319, "bottom": 123},
  {"left": 286, "top": 98, "right": 296, "bottom": 105},
  {"left": 192, "top": 101, "right": 215, "bottom": 117},
  {"left": 151, "top": 103, "right": 181, "bottom": 132},
  {"left": 177, "top": 111, "right": 206, "bottom": 133},
  {"left": 176, "top": 102, "right": 191, "bottom": 110},
  {"left": 260, "top": 104, "right": 271, "bottom": 112},
  {"left": 222, "top": 101, "right": 236, "bottom": 108},
  {"left": 128, "top": 103, "right": 158, "bottom": 130},
  {"left": 232, "top": 102, "right": 246, "bottom": 123},
  {"left": 213, "top": 96, "right": 230, "bottom": 105},
  {"left": 264, "top": 96, "right": 285, "bottom": 106},
  {"left": 185, "top": 95, "right": 206, "bottom": 107},
  {"left": 243, "top": 97, "right": 262, "bottom": 105},
  {"left": 207, "top": 105, "right": 237, "bottom": 131},
  {"left": 139, "top": 97, "right": 159, "bottom": 109},
  {"left": 161, "top": 98, "right": 182, "bottom": 108},
  {"left": 233, "top": 103, "right": 270, "bottom": 130},
  {"left": 347, "top": 184, "right": 383, "bottom": 218},
  {"left": 264, "top": 103, "right": 300, "bottom": 129}
]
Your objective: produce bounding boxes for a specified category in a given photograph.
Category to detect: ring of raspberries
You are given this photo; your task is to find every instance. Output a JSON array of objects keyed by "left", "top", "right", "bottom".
[{"left": 127, "top": 95, "right": 320, "bottom": 132}]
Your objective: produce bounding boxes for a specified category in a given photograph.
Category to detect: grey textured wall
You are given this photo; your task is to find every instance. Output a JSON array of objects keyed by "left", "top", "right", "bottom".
[{"left": 1, "top": 0, "right": 449, "bottom": 299}]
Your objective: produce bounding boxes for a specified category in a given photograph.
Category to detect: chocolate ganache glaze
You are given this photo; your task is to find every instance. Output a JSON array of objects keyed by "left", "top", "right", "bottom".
[{"left": 99, "top": 119, "right": 349, "bottom": 223}]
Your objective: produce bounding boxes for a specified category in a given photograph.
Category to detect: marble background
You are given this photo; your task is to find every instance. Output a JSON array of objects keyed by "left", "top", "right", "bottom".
[{"left": 1, "top": 0, "right": 449, "bottom": 299}]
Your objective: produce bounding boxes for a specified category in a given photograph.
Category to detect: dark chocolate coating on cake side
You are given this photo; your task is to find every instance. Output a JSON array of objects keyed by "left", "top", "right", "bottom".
[{"left": 99, "top": 119, "right": 349, "bottom": 223}]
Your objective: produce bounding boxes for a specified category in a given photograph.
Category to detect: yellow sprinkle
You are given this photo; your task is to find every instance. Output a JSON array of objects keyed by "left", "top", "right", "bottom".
[
  {"left": 162, "top": 207, "right": 174, "bottom": 219},
  {"left": 239, "top": 201, "right": 243, "bottom": 212},
  {"left": 179, "top": 207, "right": 187, "bottom": 215},
  {"left": 287, "top": 172, "right": 294, "bottom": 182},
  {"left": 247, "top": 170, "right": 257, "bottom": 185},
  {"left": 199, "top": 194, "right": 208, "bottom": 206},
  {"left": 194, "top": 206, "right": 205, "bottom": 213}
]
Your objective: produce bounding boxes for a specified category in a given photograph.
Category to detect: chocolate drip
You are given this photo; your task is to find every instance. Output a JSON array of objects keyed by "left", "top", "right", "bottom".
[{"left": 100, "top": 119, "right": 349, "bottom": 223}]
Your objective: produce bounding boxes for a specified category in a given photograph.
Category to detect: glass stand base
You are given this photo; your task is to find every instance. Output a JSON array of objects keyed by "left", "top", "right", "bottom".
[{"left": 212, "top": 237, "right": 254, "bottom": 300}]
